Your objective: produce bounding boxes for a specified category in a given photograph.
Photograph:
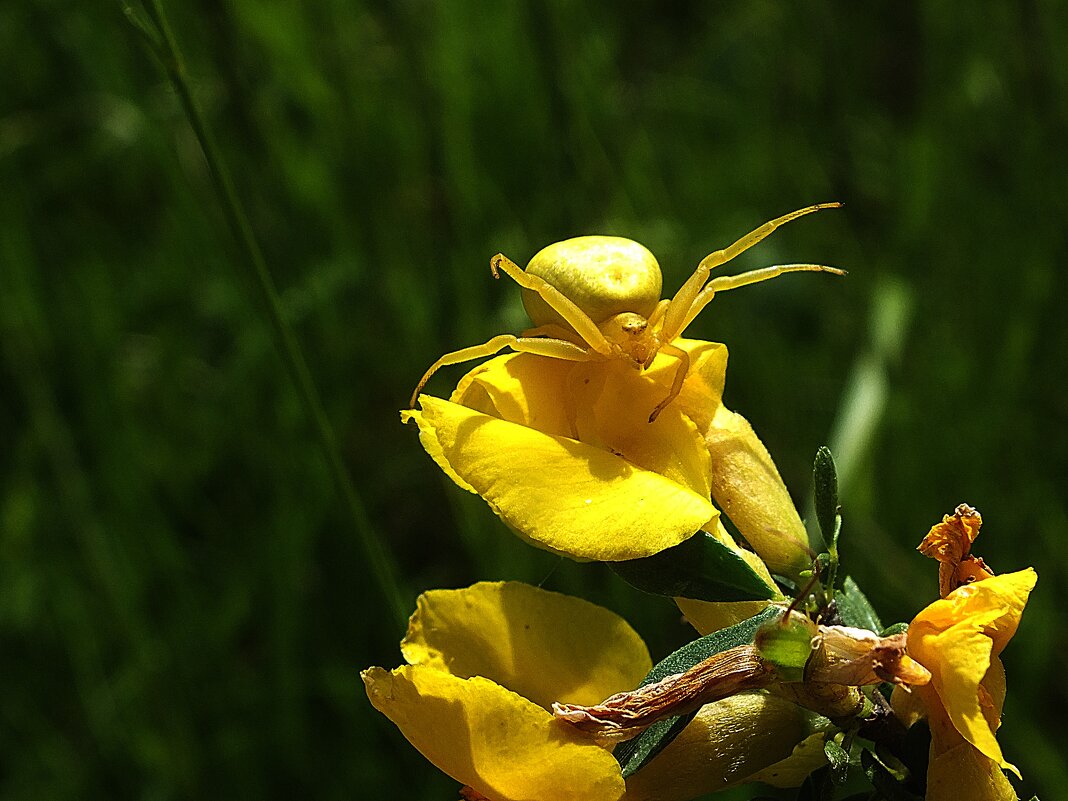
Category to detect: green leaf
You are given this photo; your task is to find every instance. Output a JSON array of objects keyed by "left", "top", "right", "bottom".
[
  {"left": 615, "top": 605, "right": 781, "bottom": 777},
  {"left": 879, "top": 622, "right": 908, "bottom": 637},
  {"left": 861, "top": 749, "right": 922, "bottom": 801},
  {"left": 613, "top": 710, "right": 698, "bottom": 781},
  {"left": 611, "top": 531, "right": 778, "bottom": 602},
  {"left": 823, "top": 738, "right": 850, "bottom": 785},
  {"left": 836, "top": 576, "right": 884, "bottom": 632},
  {"left": 813, "top": 446, "right": 840, "bottom": 546}
]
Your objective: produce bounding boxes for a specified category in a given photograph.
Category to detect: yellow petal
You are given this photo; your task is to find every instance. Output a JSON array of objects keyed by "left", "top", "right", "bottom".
[
  {"left": 676, "top": 598, "right": 774, "bottom": 636},
  {"left": 363, "top": 666, "right": 625, "bottom": 801},
  {"left": 670, "top": 339, "right": 730, "bottom": 431},
  {"left": 913, "top": 569, "right": 1036, "bottom": 656},
  {"left": 453, "top": 353, "right": 575, "bottom": 439},
  {"left": 890, "top": 682, "right": 928, "bottom": 729},
  {"left": 918, "top": 682, "right": 1019, "bottom": 801},
  {"left": 623, "top": 693, "right": 830, "bottom": 801},
  {"left": 400, "top": 581, "right": 652, "bottom": 708},
  {"left": 405, "top": 396, "right": 717, "bottom": 560},
  {"left": 981, "top": 655, "right": 1007, "bottom": 731},
  {"left": 908, "top": 568, "right": 1036, "bottom": 769},
  {"left": 703, "top": 404, "right": 811, "bottom": 576},
  {"left": 746, "top": 731, "right": 832, "bottom": 788},
  {"left": 925, "top": 738, "right": 1018, "bottom": 801},
  {"left": 908, "top": 569, "right": 1034, "bottom": 776},
  {"left": 910, "top": 619, "right": 1008, "bottom": 769},
  {"left": 571, "top": 358, "right": 712, "bottom": 498},
  {"left": 457, "top": 349, "right": 719, "bottom": 498}
]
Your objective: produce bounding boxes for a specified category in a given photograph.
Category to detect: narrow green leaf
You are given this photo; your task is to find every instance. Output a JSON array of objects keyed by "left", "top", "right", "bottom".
[
  {"left": 611, "top": 531, "right": 778, "bottom": 602},
  {"left": 823, "top": 738, "right": 850, "bottom": 784},
  {"left": 879, "top": 622, "right": 908, "bottom": 637},
  {"left": 636, "top": 605, "right": 782, "bottom": 686},
  {"left": 813, "top": 446, "right": 839, "bottom": 544},
  {"left": 615, "top": 605, "right": 781, "bottom": 777},
  {"left": 613, "top": 710, "right": 698, "bottom": 780},
  {"left": 861, "top": 749, "right": 922, "bottom": 801},
  {"left": 836, "top": 576, "right": 884, "bottom": 632}
]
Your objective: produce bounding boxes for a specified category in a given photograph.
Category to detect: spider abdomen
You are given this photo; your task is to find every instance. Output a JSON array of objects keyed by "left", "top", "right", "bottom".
[{"left": 522, "top": 236, "right": 662, "bottom": 329}]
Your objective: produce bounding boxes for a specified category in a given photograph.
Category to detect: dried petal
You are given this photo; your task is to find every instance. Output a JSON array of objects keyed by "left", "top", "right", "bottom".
[
  {"left": 917, "top": 503, "right": 984, "bottom": 598},
  {"left": 553, "top": 645, "right": 775, "bottom": 741}
]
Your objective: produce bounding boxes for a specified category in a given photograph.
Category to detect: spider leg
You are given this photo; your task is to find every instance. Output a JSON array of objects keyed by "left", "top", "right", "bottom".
[
  {"left": 659, "top": 203, "right": 840, "bottom": 341},
  {"left": 410, "top": 333, "right": 595, "bottom": 407},
  {"left": 491, "top": 254, "right": 614, "bottom": 356},
  {"left": 521, "top": 322, "right": 583, "bottom": 344},
  {"left": 673, "top": 263, "right": 846, "bottom": 339},
  {"left": 648, "top": 343, "right": 690, "bottom": 423},
  {"left": 646, "top": 298, "right": 671, "bottom": 331},
  {"left": 704, "top": 263, "right": 846, "bottom": 293}
]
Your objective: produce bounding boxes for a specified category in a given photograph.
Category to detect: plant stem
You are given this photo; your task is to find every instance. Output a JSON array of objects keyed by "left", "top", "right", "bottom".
[{"left": 135, "top": 0, "right": 409, "bottom": 628}]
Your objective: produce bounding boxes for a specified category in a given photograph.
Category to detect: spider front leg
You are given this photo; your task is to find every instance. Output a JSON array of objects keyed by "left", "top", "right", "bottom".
[
  {"left": 659, "top": 203, "right": 841, "bottom": 341},
  {"left": 672, "top": 263, "right": 846, "bottom": 338},
  {"left": 491, "top": 254, "right": 614, "bottom": 357},
  {"left": 409, "top": 333, "right": 596, "bottom": 408},
  {"left": 648, "top": 343, "right": 690, "bottom": 423},
  {"left": 520, "top": 322, "right": 584, "bottom": 345}
]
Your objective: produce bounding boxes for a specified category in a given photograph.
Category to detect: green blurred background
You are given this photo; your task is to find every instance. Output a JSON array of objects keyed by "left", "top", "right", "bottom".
[{"left": 2, "top": 1, "right": 1065, "bottom": 798}]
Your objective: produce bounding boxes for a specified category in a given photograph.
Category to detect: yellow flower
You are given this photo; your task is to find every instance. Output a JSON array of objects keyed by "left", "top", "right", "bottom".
[
  {"left": 894, "top": 568, "right": 1037, "bottom": 801},
  {"left": 364, "top": 581, "right": 830, "bottom": 801},
  {"left": 404, "top": 337, "right": 810, "bottom": 574}
]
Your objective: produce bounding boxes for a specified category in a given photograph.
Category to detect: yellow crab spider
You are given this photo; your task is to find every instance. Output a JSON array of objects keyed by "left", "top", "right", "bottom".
[{"left": 410, "top": 203, "right": 845, "bottom": 421}]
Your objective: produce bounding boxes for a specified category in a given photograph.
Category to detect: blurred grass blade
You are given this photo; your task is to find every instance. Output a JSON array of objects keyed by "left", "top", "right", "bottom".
[
  {"left": 806, "top": 277, "right": 912, "bottom": 543},
  {"left": 826, "top": 277, "right": 912, "bottom": 496},
  {"left": 130, "top": 0, "right": 408, "bottom": 627}
]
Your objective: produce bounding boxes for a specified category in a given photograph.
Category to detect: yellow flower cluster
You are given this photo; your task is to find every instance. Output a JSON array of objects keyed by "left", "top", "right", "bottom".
[
  {"left": 363, "top": 582, "right": 829, "bottom": 801},
  {"left": 367, "top": 223, "right": 1036, "bottom": 801}
]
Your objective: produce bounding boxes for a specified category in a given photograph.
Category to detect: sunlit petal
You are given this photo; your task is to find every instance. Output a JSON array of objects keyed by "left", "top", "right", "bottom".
[
  {"left": 405, "top": 396, "right": 717, "bottom": 560},
  {"left": 916, "top": 569, "right": 1036, "bottom": 656},
  {"left": 453, "top": 353, "right": 575, "bottom": 439},
  {"left": 400, "top": 581, "right": 651, "bottom": 709},
  {"left": 571, "top": 359, "right": 712, "bottom": 498},
  {"left": 910, "top": 618, "right": 1006, "bottom": 769},
  {"left": 623, "top": 693, "right": 830, "bottom": 800},
  {"left": 907, "top": 569, "right": 1036, "bottom": 778},
  {"left": 363, "top": 666, "right": 625, "bottom": 801},
  {"left": 703, "top": 404, "right": 811, "bottom": 575}
]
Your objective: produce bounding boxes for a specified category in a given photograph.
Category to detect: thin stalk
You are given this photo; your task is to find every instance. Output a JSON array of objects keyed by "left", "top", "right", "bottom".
[{"left": 134, "top": 0, "right": 408, "bottom": 628}]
